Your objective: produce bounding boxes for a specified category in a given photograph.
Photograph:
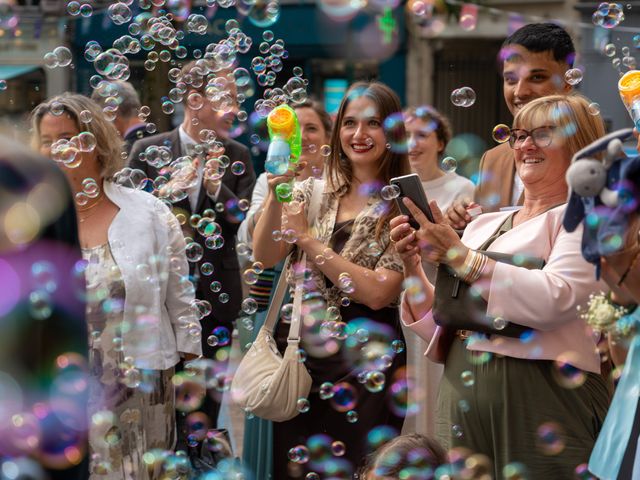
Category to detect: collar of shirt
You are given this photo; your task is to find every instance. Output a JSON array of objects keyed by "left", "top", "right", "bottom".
[{"left": 178, "top": 126, "right": 205, "bottom": 211}]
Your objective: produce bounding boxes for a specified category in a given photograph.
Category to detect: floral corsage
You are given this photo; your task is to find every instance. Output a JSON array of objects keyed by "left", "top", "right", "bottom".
[{"left": 578, "top": 292, "right": 637, "bottom": 338}]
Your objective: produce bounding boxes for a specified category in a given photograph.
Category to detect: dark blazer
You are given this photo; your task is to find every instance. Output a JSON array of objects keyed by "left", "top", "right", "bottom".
[
  {"left": 123, "top": 123, "right": 153, "bottom": 155},
  {"left": 128, "top": 128, "right": 256, "bottom": 357}
]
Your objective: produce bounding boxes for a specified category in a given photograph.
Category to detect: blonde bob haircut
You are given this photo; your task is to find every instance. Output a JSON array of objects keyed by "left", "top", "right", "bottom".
[
  {"left": 512, "top": 94, "right": 606, "bottom": 159},
  {"left": 31, "top": 93, "right": 124, "bottom": 179}
]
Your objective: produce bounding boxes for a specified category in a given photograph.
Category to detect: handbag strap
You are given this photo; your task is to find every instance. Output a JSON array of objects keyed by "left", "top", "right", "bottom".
[{"left": 262, "top": 177, "right": 325, "bottom": 343}]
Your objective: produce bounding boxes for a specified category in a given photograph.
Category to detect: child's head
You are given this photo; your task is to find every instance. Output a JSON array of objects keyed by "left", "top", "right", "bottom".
[{"left": 360, "top": 433, "right": 447, "bottom": 479}]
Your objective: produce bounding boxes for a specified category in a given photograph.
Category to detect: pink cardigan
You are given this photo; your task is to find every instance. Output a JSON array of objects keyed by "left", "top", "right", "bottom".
[{"left": 401, "top": 205, "right": 607, "bottom": 373}]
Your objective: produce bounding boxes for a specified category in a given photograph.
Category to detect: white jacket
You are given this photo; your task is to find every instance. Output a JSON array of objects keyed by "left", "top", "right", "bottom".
[{"left": 103, "top": 181, "right": 202, "bottom": 370}]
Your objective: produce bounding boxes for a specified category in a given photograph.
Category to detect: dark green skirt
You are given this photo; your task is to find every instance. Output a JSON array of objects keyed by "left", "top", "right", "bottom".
[{"left": 437, "top": 336, "right": 612, "bottom": 479}]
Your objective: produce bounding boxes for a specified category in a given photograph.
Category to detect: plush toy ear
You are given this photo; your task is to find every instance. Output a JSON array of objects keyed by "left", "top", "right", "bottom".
[{"left": 562, "top": 190, "right": 585, "bottom": 232}]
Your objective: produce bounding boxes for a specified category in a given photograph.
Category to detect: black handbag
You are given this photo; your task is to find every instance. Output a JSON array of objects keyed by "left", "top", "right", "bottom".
[{"left": 433, "top": 250, "right": 545, "bottom": 337}]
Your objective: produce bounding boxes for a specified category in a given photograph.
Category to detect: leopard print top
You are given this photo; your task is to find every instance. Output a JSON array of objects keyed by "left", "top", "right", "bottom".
[{"left": 285, "top": 175, "right": 403, "bottom": 311}]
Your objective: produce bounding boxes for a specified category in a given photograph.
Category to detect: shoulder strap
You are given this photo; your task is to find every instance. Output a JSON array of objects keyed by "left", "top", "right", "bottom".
[
  {"left": 307, "top": 177, "right": 325, "bottom": 226},
  {"left": 261, "top": 178, "right": 324, "bottom": 342}
]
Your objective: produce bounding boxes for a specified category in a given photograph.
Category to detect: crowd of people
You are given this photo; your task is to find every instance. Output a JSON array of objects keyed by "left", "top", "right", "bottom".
[{"left": 1, "top": 19, "right": 639, "bottom": 480}]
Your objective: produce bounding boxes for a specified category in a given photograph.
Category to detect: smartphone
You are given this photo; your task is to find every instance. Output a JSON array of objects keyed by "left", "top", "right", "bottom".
[{"left": 390, "top": 173, "right": 435, "bottom": 227}]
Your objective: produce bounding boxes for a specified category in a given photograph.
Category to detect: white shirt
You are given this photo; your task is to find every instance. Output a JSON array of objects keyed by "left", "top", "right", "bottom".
[
  {"left": 178, "top": 126, "right": 221, "bottom": 211},
  {"left": 511, "top": 171, "right": 525, "bottom": 206},
  {"left": 421, "top": 171, "right": 475, "bottom": 212},
  {"left": 103, "top": 181, "right": 202, "bottom": 369}
]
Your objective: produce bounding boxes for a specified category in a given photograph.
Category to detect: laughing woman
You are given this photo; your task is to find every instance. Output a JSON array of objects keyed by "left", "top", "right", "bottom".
[
  {"left": 391, "top": 94, "right": 611, "bottom": 478},
  {"left": 252, "top": 82, "right": 410, "bottom": 478}
]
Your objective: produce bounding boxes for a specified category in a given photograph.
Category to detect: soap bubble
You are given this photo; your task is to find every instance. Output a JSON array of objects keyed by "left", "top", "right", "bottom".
[
  {"left": 67, "top": 1, "right": 81, "bottom": 15},
  {"left": 296, "top": 397, "right": 310, "bottom": 413},
  {"left": 212, "top": 326, "right": 230, "bottom": 346},
  {"left": 331, "top": 441, "right": 346, "bottom": 457},
  {"left": 604, "top": 43, "right": 616, "bottom": 57},
  {"left": 552, "top": 353, "right": 586, "bottom": 389},
  {"left": 380, "top": 184, "right": 401, "bottom": 200},
  {"left": 450, "top": 87, "right": 476, "bottom": 107},
  {"left": 364, "top": 371, "right": 385, "bottom": 393},
  {"left": 592, "top": 3, "right": 624, "bottom": 28},
  {"left": 44, "top": 52, "right": 59, "bottom": 69},
  {"left": 248, "top": 0, "right": 281, "bottom": 27},
  {"left": 185, "top": 242, "right": 204, "bottom": 262},
  {"left": 319, "top": 382, "right": 334, "bottom": 400},
  {"left": 492, "top": 124, "right": 510, "bottom": 143},
  {"left": 288, "top": 445, "right": 310, "bottom": 463},
  {"left": 53, "top": 46, "right": 73, "bottom": 67},
  {"left": 440, "top": 156, "right": 457, "bottom": 173},
  {"left": 564, "top": 68, "right": 583, "bottom": 86},
  {"left": 186, "top": 13, "right": 208, "bottom": 34},
  {"left": 460, "top": 370, "right": 475, "bottom": 387},
  {"left": 77, "top": 132, "right": 97, "bottom": 152},
  {"left": 241, "top": 297, "right": 258, "bottom": 315},
  {"left": 536, "top": 422, "right": 566, "bottom": 455},
  {"left": 108, "top": 2, "right": 132, "bottom": 25},
  {"left": 329, "top": 382, "right": 357, "bottom": 412},
  {"left": 80, "top": 3, "right": 93, "bottom": 17}
]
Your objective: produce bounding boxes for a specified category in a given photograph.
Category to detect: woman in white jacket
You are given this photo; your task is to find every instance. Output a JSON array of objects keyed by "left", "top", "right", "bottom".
[{"left": 31, "top": 93, "right": 202, "bottom": 479}]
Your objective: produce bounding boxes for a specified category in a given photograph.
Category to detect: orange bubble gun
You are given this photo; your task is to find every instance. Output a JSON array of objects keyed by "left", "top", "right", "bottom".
[{"left": 618, "top": 70, "right": 640, "bottom": 129}]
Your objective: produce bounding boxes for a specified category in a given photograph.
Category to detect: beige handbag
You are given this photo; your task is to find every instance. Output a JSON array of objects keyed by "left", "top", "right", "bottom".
[{"left": 230, "top": 179, "right": 323, "bottom": 422}]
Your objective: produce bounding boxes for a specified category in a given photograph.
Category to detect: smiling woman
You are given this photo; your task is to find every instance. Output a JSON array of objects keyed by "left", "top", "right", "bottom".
[
  {"left": 30, "top": 93, "right": 202, "bottom": 479},
  {"left": 251, "top": 81, "right": 411, "bottom": 478},
  {"left": 391, "top": 93, "right": 611, "bottom": 478}
]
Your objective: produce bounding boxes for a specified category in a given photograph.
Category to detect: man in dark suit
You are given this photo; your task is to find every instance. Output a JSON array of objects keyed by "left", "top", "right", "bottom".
[
  {"left": 91, "top": 80, "right": 153, "bottom": 155},
  {"left": 446, "top": 23, "right": 575, "bottom": 228},
  {"left": 128, "top": 60, "right": 256, "bottom": 430}
]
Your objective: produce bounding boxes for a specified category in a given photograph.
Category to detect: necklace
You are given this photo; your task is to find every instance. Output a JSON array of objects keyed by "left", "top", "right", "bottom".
[{"left": 77, "top": 195, "right": 105, "bottom": 223}]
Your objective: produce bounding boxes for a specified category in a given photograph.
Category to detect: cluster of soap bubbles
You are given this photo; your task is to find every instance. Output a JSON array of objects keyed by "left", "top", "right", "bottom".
[
  {"left": 66, "top": 0, "right": 93, "bottom": 17},
  {"left": 250, "top": 30, "right": 289, "bottom": 88},
  {"left": 50, "top": 132, "right": 97, "bottom": 169},
  {"left": 450, "top": 87, "right": 476, "bottom": 107},
  {"left": 592, "top": 2, "right": 624, "bottom": 29},
  {"left": 43, "top": 46, "right": 73, "bottom": 69},
  {"left": 108, "top": 2, "right": 133, "bottom": 25}
]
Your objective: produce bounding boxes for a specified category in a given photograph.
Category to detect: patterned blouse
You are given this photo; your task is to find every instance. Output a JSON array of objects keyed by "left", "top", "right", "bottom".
[{"left": 285, "top": 175, "right": 403, "bottom": 310}]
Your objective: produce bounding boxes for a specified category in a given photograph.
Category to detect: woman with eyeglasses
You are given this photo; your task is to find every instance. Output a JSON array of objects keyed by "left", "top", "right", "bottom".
[{"left": 389, "top": 94, "right": 612, "bottom": 477}]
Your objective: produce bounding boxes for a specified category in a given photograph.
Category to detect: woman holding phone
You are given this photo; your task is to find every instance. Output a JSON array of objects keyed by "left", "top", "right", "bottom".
[
  {"left": 252, "top": 82, "right": 411, "bottom": 478},
  {"left": 390, "top": 94, "right": 610, "bottom": 477}
]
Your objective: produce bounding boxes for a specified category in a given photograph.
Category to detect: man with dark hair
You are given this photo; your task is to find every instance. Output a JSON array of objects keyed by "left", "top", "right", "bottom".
[
  {"left": 447, "top": 22, "right": 575, "bottom": 228},
  {"left": 91, "top": 80, "right": 152, "bottom": 154},
  {"left": 128, "top": 59, "right": 255, "bottom": 432}
]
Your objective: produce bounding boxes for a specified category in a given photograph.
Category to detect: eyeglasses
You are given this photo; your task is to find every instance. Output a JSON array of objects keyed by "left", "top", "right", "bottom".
[{"left": 508, "top": 126, "right": 557, "bottom": 149}]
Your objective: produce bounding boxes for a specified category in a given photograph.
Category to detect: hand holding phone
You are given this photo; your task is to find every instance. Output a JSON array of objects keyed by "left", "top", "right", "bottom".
[{"left": 390, "top": 174, "right": 435, "bottom": 228}]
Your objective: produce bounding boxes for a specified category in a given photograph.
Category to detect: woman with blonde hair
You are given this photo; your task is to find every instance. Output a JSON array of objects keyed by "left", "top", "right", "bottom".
[
  {"left": 391, "top": 94, "right": 611, "bottom": 477},
  {"left": 31, "top": 93, "right": 202, "bottom": 478}
]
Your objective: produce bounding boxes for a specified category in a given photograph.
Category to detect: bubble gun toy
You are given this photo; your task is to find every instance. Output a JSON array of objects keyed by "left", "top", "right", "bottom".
[
  {"left": 265, "top": 104, "right": 301, "bottom": 202},
  {"left": 618, "top": 70, "right": 640, "bottom": 129}
]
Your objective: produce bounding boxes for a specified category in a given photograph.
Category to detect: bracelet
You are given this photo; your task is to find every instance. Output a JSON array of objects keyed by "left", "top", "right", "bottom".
[
  {"left": 464, "top": 251, "right": 488, "bottom": 284},
  {"left": 454, "top": 250, "right": 488, "bottom": 284},
  {"left": 617, "top": 248, "right": 640, "bottom": 286}
]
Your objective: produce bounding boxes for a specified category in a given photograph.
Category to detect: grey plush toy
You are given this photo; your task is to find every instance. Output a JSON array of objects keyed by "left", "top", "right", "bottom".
[{"left": 563, "top": 127, "right": 640, "bottom": 277}]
